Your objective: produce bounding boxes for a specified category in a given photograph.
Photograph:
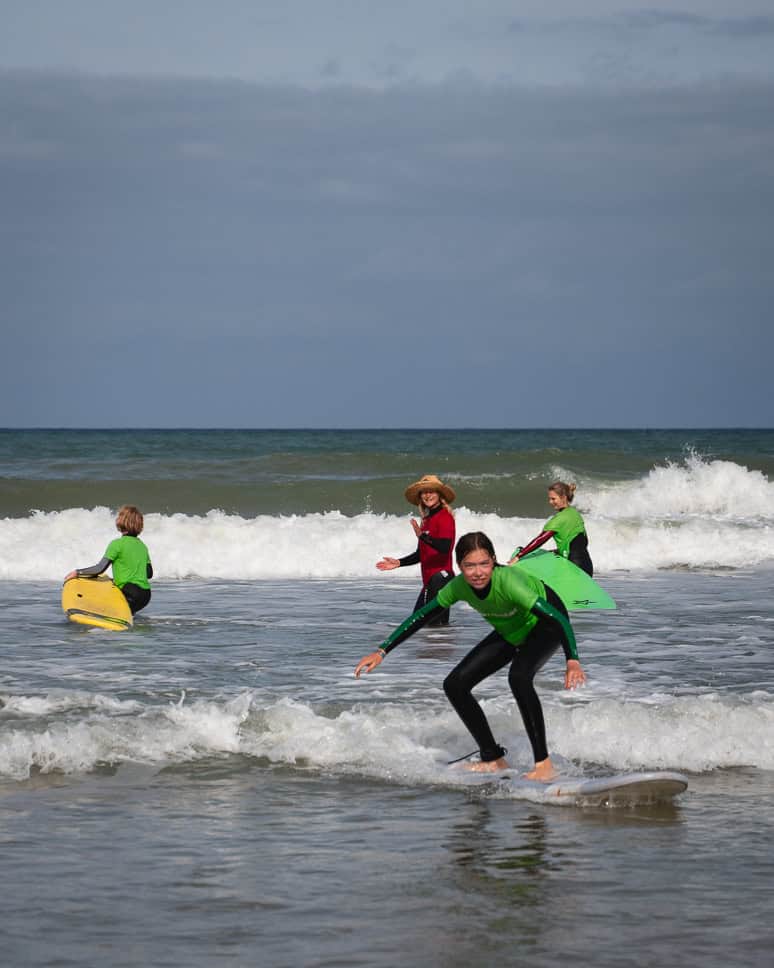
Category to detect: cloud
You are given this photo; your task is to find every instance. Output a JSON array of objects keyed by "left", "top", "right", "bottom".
[
  {"left": 1, "top": 69, "right": 772, "bottom": 427},
  {"left": 615, "top": 10, "right": 774, "bottom": 36},
  {"left": 713, "top": 15, "right": 774, "bottom": 36},
  {"left": 2, "top": 2, "right": 774, "bottom": 89}
]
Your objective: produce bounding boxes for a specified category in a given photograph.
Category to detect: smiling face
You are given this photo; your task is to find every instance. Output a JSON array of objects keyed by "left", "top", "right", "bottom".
[
  {"left": 548, "top": 488, "right": 568, "bottom": 511},
  {"left": 420, "top": 489, "right": 441, "bottom": 510},
  {"left": 458, "top": 548, "right": 495, "bottom": 591}
]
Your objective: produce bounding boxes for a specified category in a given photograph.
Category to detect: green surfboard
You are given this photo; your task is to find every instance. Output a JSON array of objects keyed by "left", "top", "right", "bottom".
[{"left": 512, "top": 550, "right": 616, "bottom": 611}]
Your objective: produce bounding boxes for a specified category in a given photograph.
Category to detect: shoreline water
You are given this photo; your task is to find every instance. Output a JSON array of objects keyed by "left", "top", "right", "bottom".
[
  {"left": 2, "top": 428, "right": 774, "bottom": 966},
  {"left": 3, "top": 571, "right": 774, "bottom": 968}
]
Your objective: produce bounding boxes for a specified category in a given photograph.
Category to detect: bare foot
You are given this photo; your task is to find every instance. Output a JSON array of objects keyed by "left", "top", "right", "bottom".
[
  {"left": 461, "top": 757, "right": 510, "bottom": 773},
  {"left": 523, "top": 757, "right": 557, "bottom": 782}
]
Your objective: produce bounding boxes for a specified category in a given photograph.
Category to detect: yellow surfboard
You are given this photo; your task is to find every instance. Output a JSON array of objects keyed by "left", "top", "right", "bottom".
[{"left": 61, "top": 576, "right": 133, "bottom": 631}]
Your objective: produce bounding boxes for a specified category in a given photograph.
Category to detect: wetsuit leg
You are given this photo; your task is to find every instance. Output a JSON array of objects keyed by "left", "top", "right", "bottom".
[
  {"left": 507, "top": 587, "right": 568, "bottom": 763},
  {"left": 426, "top": 571, "right": 454, "bottom": 625},
  {"left": 443, "top": 630, "right": 513, "bottom": 761},
  {"left": 568, "top": 534, "right": 593, "bottom": 576},
  {"left": 414, "top": 571, "right": 454, "bottom": 626},
  {"left": 120, "top": 583, "right": 151, "bottom": 615}
]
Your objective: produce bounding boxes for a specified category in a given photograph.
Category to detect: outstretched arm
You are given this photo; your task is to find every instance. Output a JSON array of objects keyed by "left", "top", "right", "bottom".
[
  {"left": 64, "top": 557, "right": 111, "bottom": 582},
  {"left": 376, "top": 547, "right": 423, "bottom": 571},
  {"left": 531, "top": 596, "right": 585, "bottom": 690},
  {"left": 508, "top": 531, "right": 555, "bottom": 564},
  {"left": 354, "top": 598, "right": 446, "bottom": 677}
]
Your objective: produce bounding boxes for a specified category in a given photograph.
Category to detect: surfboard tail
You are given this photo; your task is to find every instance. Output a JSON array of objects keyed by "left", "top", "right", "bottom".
[{"left": 514, "top": 550, "right": 617, "bottom": 610}]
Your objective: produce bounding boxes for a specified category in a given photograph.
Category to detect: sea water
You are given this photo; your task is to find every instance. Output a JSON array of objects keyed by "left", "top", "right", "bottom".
[{"left": 2, "top": 429, "right": 774, "bottom": 967}]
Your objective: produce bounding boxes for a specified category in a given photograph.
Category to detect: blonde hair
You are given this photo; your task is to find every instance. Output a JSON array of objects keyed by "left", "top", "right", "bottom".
[
  {"left": 548, "top": 481, "right": 577, "bottom": 504},
  {"left": 116, "top": 505, "right": 144, "bottom": 537}
]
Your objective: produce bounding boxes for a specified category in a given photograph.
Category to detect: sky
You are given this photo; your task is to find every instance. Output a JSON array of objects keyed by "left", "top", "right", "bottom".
[{"left": 2, "top": 1, "right": 773, "bottom": 428}]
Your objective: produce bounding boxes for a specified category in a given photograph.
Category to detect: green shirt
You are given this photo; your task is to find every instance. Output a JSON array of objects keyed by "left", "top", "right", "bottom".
[
  {"left": 436, "top": 566, "right": 545, "bottom": 646},
  {"left": 544, "top": 507, "right": 586, "bottom": 558},
  {"left": 105, "top": 535, "right": 151, "bottom": 590},
  {"left": 378, "top": 565, "right": 578, "bottom": 660}
]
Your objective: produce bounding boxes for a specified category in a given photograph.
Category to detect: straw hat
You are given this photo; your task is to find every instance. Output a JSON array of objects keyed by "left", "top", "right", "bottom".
[{"left": 404, "top": 474, "right": 456, "bottom": 506}]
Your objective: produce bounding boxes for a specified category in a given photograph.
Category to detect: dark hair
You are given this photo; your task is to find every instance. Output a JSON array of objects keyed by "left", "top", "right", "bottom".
[{"left": 455, "top": 531, "right": 496, "bottom": 565}]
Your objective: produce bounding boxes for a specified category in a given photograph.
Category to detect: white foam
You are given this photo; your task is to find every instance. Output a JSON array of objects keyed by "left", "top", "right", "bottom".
[
  {"left": 550, "top": 693, "right": 774, "bottom": 773},
  {"left": 0, "top": 691, "right": 253, "bottom": 781},
  {"left": 584, "top": 454, "right": 774, "bottom": 523},
  {"left": 2, "top": 686, "right": 773, "bottom": 782},
  {"left": 2, "top": 455, "right": 773, "bottom": 580}
]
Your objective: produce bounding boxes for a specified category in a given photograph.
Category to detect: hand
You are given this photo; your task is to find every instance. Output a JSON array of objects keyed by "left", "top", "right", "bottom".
[
  {"left": 410, "top": 518, "right": 422, "bottom": 537},
  {"left": 64, "top": 570, "right": 77, "bottom": 582},
  {"left": 355, "top": 652, "right": 384, "bottom": 677},
  {"left": 507, "top": 546, "right": 523, "bottom": 565},
  {"left": 376, "top": 557, "right": 400, "bottom": 571},
  {"left": 564, "top": 659, "right": 586, "bottom": 690}
]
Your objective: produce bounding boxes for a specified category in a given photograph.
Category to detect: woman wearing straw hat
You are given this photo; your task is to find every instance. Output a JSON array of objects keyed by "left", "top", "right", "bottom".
[{"left": 376, "top": 474, "right": 456, "bottom": 626}]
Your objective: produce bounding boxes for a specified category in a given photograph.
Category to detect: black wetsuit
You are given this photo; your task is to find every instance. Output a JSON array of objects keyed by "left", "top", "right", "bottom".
[
  {"left": 443, "top": 586, "right": 569, "bottom": 763},
  {"left": 76, "top": 557, "right": 153, "bottom": 615},
  {"left": 377, "top": 570, "right": 576, "bottom": 764},
  {"left": 568, "top": 533, "right": 594, "bottom": 577},
  {"left": 397, "top": 504, "right": 455, "bottom": 625}
]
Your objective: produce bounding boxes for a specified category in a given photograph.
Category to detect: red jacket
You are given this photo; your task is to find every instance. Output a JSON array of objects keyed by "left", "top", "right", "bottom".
[{"left": 417, "top": 506, "right": 455, "bottom": 585}]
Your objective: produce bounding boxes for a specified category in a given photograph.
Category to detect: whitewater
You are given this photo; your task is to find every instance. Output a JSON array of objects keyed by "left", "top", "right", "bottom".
[
  {"left": 3, "top": 429, "right": 774, "bottom": 968},
  {"left": 3, "top": 453, "right": 774, "bottom": 579}
]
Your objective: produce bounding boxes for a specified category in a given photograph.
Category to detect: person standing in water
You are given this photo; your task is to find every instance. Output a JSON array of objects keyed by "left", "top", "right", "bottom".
[
  {"left": 510, "top": 480, "right": 593, "bottom": 576},
  {"left": 64, "top": 504, "right": 153, "bottom": 615},
  {"left": 376, "top": 474, "right": 456, "bottom": 626},
  {"left": 357, "top": 531, "right": 585, "bottom": 780}
]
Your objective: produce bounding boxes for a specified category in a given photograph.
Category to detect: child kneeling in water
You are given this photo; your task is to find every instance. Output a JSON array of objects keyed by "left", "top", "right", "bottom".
[{"left": 65, "top": 504, "right": 153, "bottom": 615}]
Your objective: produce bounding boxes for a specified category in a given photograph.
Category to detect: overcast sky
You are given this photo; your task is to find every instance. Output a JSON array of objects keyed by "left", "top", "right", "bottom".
[{"left": 2, "top": 1, "right": 773, "bottom": 428}]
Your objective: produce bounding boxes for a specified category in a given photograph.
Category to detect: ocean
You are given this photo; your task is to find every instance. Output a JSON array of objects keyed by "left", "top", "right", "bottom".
[{"left": 2, "top": 428, "right": 774, "bottom": 967}]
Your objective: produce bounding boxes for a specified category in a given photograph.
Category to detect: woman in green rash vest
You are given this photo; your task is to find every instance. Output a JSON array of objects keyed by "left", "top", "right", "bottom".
[
  {"left": 509, "top": 480, "right": 593, "bottom": 576},
  {"left": 64, "top": 505, "right": 153, "bottom": 614},
  {"left": 355, "top": 532, "right": 585, "bottom": 781}
]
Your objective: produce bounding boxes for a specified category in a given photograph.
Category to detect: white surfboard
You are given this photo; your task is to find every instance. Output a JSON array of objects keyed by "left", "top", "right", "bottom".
[
  {"left": 510, "top": 771, "right": 688, "bottom": 805},
  {"left": 454, "top": 769, "right": 688, "bottom": 806}
]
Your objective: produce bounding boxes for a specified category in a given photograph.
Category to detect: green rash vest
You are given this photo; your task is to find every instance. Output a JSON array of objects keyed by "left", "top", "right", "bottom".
[
  {"left": 544, "top": 506, "right": 586, "bottom": 558},
  {"left": 104, "top": 535, "right": 151, "bottom": 590},
  {"left": 436, "top": 568, "right": 542, "bottom": 646},
  {"left": 377, "top": 566, "right": 578, "bottom": 661}
]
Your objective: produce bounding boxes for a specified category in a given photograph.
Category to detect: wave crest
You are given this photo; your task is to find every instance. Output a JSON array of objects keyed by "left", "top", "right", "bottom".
[{"left": 2, "top": 456, "right": 772, "bottom": 579}]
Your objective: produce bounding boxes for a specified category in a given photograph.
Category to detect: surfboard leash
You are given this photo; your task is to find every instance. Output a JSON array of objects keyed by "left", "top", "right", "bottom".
[{"left": 447, "top": 747, "right": 508, "bottom": 765}]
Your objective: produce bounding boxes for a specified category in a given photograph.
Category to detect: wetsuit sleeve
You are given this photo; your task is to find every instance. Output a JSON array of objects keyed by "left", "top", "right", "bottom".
[
  {"left": 418, "top": 533, "right": 452, "bottom": 554},
  {"left": 517, "top": 531, "right": 555, "bottom": 558},
  {"left": 532, "top": 597, "right": 578, "bottom": 661},
  {"left": 147, "top": 562, "right": 153, "bottom": 579},
  {"left": 398, "top": 549, "right": 421, "bottom": 567},
  {"left": 379, "top": 598, "right": 446, "bottom": 655},
  {"left": 76, "top": 557, "right": 112, "bottom": 578}
]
